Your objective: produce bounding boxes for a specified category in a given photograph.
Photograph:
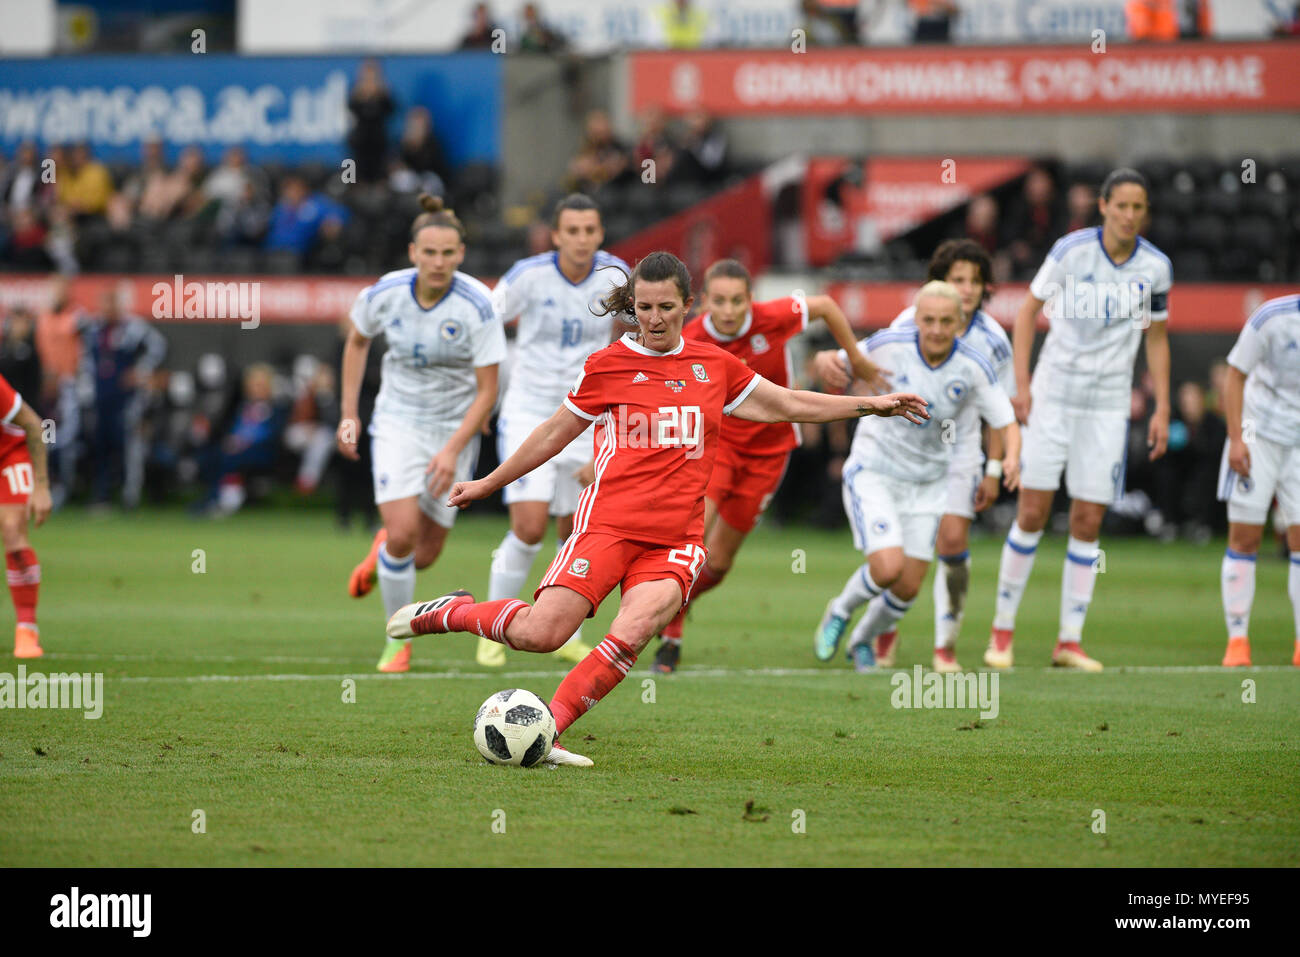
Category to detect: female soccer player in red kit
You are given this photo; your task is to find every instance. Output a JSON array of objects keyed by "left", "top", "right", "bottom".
[
  {"left": 648, "top": 259, "right": 887, "bottom": 672},
  {"left": 0, "top": 372, "right": 53, "bottom": 657},
  {"left": 387, "top": 252, "right": 928, "bottom": 765}
]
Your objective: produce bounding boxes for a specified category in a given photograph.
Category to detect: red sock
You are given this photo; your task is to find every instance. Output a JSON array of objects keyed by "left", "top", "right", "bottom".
[
  {"left": 549, "top": 635, "right": 637, "bottom": 736},
  {"left": 662, "top": 564, "right": 725, "bottom": 640},
  {"left": 6, "top": 548, "right": 39, "bottom": 626},
  {"left": 448, "top": 598, "right": 528, "bottom": 647}
]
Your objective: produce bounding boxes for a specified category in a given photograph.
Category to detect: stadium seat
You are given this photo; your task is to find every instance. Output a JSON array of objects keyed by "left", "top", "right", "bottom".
[
  {"left": 1173, "top": 248, "right": 1211, "bottom": 281},
  {"left": 1203, "top": 188, "right": 1242, "bottom": 219},
  {"left": 1155, "top": 186, "right": 1197, "bottom": 220},
  {"left": 1183, "top": 214, "right": 1228, "bottom": 252},
  {"left": 264, "top": 250, "right": 303, "bottom": 274}
]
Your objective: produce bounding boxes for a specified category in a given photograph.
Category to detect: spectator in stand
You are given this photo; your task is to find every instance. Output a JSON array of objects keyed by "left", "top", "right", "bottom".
[
  {"left": 120, "top": 139, "right": 166, "bottom": 212},
  {"left": 347, "top": 59, "right": 395, "bottom": 184},
  {"left": 1001, "top": 166, "right": 1063, "bottom": 280},
  {"left": 961, "top": 194, "right": 1000, "bottom": 257},
  {"left": 656, "top": 0, "right": 708, "bottom": 48},
  {"left": 83, "top": 285, "right": 167, "bottom": 510},
  {"left": 566, "top": 110, "right": 630, "bottom": 194},
  {"left": 43, "top": 206, "right": 79, "bottom": 274},
  {"left": 800, "top": 0, "right": 855, "bottom": 45},
  {"left": 0, "top": 307, "right": 43, "bottom": 412},
  {"left": 633, "top": 107, "right": 678, "bottom": 183},
  {"left": 519, "top": 2, "right": 566, "bottom": 52},
  {"left": 397, "top": 106, "right": 453, "bottom": 196},
  {"left": 56, "top": 143, "right": 114, "bottom": 220},
  {"left": 1272, "top": 2, "right": 1300, "bottom": 35},
  {"left": 263, "top": 175, "right": 349, "bottom": 263},
  {"left": 460, "top": 3, "right": 501, "bottom": 49},
  {"left": 36, "top": 276, "right": 84, "bottom": 507},
  {"left": 137, "top": 145, "right": 205, "bottom": 223},
  {"left": 215, "top": 179, "right": 271, "bottom": 248},
  {"left": 1178, "top": 0, "right": 1212, "bottom": 37},
  {"left": 284, "top": 357, "right": 338, "bottom": 496},
  {"left": 1064, "top": 182, "right": 1098, "bottom": 233},
  {"left": 673, "top": 109, "right": 728, "bottom": 185},
  {"left": 198, "top": 363, "right": 287, "bottom": 516},
  {"left": 1159, "top": 380, "right": 1226, "bottom": 537},
  {"left": 1, "top": 143, "right": 46, "bottom": 216},
  {"left": 1206, "top": 358, "right": 1230, "bottom": 416},
  {"left": 6, "top": 208, "right": 52, "bottom": 270},
  {"left": 910, "top": 0, "right": 958, "bottom": 42},
  {"left": 200, "top": 146, "right": 266, "bottom": 222},
  {"left": 1126, "top": 0, "right": 1179, "bottom": 40}
]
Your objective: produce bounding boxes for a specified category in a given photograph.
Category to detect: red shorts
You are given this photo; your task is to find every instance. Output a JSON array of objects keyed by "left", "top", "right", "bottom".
[
  {"left": 0, "top": 447, "right": 33, "bottom": 506},
  {"left": 705, "top": 446, "right": 791, "bottom": 532},
  {"left": 535, "top": 531, "right": 708, "bottom": 618}
]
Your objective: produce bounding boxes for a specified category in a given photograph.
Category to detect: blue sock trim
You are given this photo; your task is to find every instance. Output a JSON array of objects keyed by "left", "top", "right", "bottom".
[
  {"left": 939, "top": 550, "right": 970, "bottom": 563},
  {"left": 858, "top": 566, "right": 881, "bottom": 596},
  {"left": 1066, "top": 551, "right": 1098, "bottom": 567},
  {"left": 883, "top": 592, "right": 912, "bottom": 613},
  {"left": 378, "top": 547, "right": 414, "bottom": 572},
  {"left": 1006, "top": 538, "right": 1037, "bottom": 556},
  {"left": 1225, "top": 548, "right": 1257, "bottom": 563},
  {"left": 1290, "top": 553, "right": 1300, "bottom": 565}
]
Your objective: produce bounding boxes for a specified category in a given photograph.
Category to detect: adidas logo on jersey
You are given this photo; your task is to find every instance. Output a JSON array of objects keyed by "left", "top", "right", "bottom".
[{"left": 633, "top": 372, "right": 649, "bottom": 382}]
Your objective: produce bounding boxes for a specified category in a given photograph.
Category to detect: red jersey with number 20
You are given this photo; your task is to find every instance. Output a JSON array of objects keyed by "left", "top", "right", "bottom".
[
  {"left": 563, "top": 332, "right": 760, "bottom": 545},
  {"left": 682, "top": 295, "right": 808, "bottom": 455}
]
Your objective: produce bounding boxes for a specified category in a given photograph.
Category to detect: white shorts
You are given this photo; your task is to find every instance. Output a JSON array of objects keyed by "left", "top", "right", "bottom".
[
  {"left": 842, "top": 463, "right": 946, "bottom": 561},
  {"left": 497, "top": 408, "right": 592, "bottom": 516},
  {"left": 1020, "top": 401, "right": 1128, "bottom": 505},
  {"left": 1217, "top": 434, "right": 1300, "bottom": 526},
  {"left": 370, "top": 419, "right": 480, "bottom": 529}
]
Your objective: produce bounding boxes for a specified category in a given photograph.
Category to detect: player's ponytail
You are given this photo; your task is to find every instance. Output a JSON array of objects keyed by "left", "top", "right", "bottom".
[
  {"left": 411, "top": 193, "right": 466, "bottom": 242},
  {"left": 595, "top": 251, "right": 693, "bottom": 325}
]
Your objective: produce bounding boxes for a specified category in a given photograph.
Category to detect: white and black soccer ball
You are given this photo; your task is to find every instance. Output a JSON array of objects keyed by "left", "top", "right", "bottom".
[{"left": 473, "top": 689, "right": 556, "bottom": 767}]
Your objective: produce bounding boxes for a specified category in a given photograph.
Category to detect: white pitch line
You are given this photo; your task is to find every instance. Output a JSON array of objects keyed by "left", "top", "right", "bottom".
[
  {"left": 108, "top": 664, "right": 1300, "bottom": 684},
  {"left": 41, "top": 652, "right": 366, "bottom": 665}
]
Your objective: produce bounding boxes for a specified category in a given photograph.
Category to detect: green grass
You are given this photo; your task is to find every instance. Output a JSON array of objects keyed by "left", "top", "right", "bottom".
[{"left": 1, "top": 507, "right": 1297, "bottom": 866}]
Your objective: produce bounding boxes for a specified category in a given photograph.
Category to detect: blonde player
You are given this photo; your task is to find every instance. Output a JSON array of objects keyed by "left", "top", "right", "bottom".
[
  {"left": 1217, "top": 293, "right": 1300, "bottom": 667},
  {"left": 339, "top": 194, "right": 506, "bottom": 673},
  {"left": 815, "top": 281, "right": 1020, "bottom": 672},
  {"left": 985, "top": 168, "right": 1172, "bottom": 671},
  {"left": 476, "top": 194, "right": 628, "bottom": 667},
  {"left": 814, "top": 238, "right": 1013, "bottom": 669}
]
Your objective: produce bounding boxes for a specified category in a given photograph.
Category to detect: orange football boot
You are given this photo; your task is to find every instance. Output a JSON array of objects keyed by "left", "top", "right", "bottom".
[
  {"left": 13, "top": 624, "right": 42, "bottom": 658},
  {"left": 349, "top": 528, "right": 387, "bottom": 598},
  {"left": 1221, "top": 636, "right": 1251, "bottom": 667}
]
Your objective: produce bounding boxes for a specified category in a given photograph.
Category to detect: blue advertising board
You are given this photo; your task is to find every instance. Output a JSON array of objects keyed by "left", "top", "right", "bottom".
[{"left": 0, "top": 54, "right": 500, "bottom": 167}]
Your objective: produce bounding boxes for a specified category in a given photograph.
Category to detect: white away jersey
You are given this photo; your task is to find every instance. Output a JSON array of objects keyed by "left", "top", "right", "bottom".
[
  {"left": 846, "top": 327, "right": 1015, "bottom": 483},
  {"left": 888, "top": 306, "right": 1015, "bottom": 462},
  {"left": 1227, "top": 294, "right": 1300, "bottom": 448},
  {"left": 350, "top": 267, "right": 507, "bottom": 429},
  {"left": 1028, "top": 227, "right": 1172, "bottom": 412},
  {"left": 492, "top": 250, "right": 630, "bottom": 416}
]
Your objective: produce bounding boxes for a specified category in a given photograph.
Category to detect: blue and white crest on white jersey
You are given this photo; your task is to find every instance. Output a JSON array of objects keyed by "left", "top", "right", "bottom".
[
  {"left": 944, "top": 379, "right": 967, "bottom": 402},
  {"left": 872, "top": 518, "right": 890, "bottom": 536},
  {"left": 439, "top": 319, "right": 464, "bottom": 342}
]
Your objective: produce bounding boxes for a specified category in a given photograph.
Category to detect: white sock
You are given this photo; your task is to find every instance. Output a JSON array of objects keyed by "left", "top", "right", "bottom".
[
  {"left": 1221, "top": 548, "right": 1257, "bottom": 640},
  {"left": 1288, "top": 552, "right": 1300, "bottom": 640},
  {"left": 377, "top": 543, "right": 415, "bottom": 621},
  {"left": 556, "top": 537, "right": 584, "bottom": 649},
  {"left": 833, "top": 564, "right": 885, "bottom": 619},
  {"left": 993, "top": 523, "right": 1043, "bottom": 631},
  {"left": 933, "top": 551, "right": 971, "bottom": 649},
  {"left": 848, "top": 590, "right": 913, "bottom": 650},
  {"left": 488, "top": 530, "right": 542, "bottom": 601},
  {"left": 1059, "top": 536, "right": 1100, "bottom": 642}
]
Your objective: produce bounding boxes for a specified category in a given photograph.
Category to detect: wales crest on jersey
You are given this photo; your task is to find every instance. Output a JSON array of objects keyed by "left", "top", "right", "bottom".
[{"left": 692, "top": 363, "right": 709, "bottom": 381}]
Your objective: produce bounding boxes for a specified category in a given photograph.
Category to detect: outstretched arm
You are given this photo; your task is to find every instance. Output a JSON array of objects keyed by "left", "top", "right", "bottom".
[
  {"left": 449, "top": 405, "right": 590, "bottom": 508},
  {"left": 806, "top": 295, "right": 890, "bottom": 392},
  {"left": 732, "top": 376, "right": 928, "bottom": 425}
]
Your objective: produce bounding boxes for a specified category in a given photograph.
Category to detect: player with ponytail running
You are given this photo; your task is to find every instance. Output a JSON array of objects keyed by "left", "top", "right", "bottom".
[
  {"left": 647, "top": 258, "right": 887, "bottom": 673},
  {"left": 338, "top": 194, "right": 506, "bottom": 673},
  {"left": 385, "top": 252, "right": 929, "bottom": 765}
]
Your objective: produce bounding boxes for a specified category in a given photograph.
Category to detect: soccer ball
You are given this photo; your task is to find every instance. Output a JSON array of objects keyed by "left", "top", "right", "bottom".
[{"left": 473, "top": 689, "right": 556, "bottom": 767}]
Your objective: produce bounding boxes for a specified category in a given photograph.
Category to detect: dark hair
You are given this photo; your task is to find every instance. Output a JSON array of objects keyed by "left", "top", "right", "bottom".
[
  {"left": 703, "top": 258, "right": 751, "bottom": 293},
  {"left": 411, "top": 193, "right": 466, "bottom": 242},
  {"left": 1100, "top": 167, "right": 1149, "bottom": 202},
  {"left": 597, "top": 251, "right": 692, "bottom": 323},
  {"left": 927, "top": 239, "right": 992, "bottom": 303},
  {"left": 552, "top": 193, "right": 601, "bottom": 227}
]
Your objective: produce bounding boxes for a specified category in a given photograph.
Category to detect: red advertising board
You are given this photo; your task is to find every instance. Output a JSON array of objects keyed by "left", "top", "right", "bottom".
[
  {"left": 630, "top": 41, "right": 1300, "bottom": 115},
  {"left": 803, "top": 156, "right": 1029, "bottom": 267}
]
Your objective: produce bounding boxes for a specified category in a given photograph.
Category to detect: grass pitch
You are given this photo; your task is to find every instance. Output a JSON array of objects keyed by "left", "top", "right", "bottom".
[{"left": 1, "top": 507, "right": 1296, "bottom": 867}]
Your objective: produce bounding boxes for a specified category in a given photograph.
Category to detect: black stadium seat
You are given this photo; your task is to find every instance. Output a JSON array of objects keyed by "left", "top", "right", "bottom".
[{"left": 1184, "top": 214, "right": 1228, "bottom": 252}]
